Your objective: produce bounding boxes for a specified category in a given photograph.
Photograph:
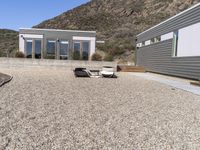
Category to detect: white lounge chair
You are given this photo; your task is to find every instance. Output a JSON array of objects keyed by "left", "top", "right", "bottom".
[{"left": 100, "top": 66, "right": 117, "bottom": 78}]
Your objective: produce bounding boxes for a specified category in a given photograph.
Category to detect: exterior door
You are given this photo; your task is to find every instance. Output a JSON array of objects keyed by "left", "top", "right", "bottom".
[
  {"left": 26, "top": 40, "right": 33, "bottom": 58},
  {"left": 73, "top": 41, "right": 90, "bottom": 60},
  {"left": 46, "top": 40, "right": 56, "bottom": 59},
  {"left": 60, "top": 41, "right": 69, "bottom": 60},
  {"left": 25, "top": 39, "right": 42, "bottom": 59},
  {"left": 35, "top": 40, "right": 42, "bottom": 59},
  {"left": 82, "top": 41, "right": 90, "bottom": 60},
  {"left": 73, "top": 42, "right": 81, "bottom": 60}
]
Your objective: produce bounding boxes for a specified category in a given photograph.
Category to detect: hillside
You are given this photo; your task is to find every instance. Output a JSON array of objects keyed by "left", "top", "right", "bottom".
[
  {"left": 34, "top": 0, "right": 200, "bottom": 62},
  {"left": 0, "top": 29, "right": 18, "bottom": 57}
]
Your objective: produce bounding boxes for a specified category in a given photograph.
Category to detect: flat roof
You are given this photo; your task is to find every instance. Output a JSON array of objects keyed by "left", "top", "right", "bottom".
[
  {"left": 137, "top": 2, "right": 200, "bottom": 37},
  {"left": 19, "top": 28, "right": 96, "bottom": 34}
]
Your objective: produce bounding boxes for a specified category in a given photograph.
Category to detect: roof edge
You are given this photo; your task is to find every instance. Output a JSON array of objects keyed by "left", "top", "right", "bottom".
[
  {"left": 19, "top": 28, "right": 96, "bottom": 34},
  {"left": 137, "top": 2, "right": 200, "bottom": 37}
]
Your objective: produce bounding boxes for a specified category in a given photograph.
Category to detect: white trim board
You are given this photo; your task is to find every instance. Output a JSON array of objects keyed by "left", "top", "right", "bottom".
[
  {"left": 73, "top": 36, "right": 96, "bottom": 41},
  {"left": 20, "top": 34, "right": 43, "bottom": 39},
  {"left": 20, "top": 28, "right": 96, "bottom": 34}
]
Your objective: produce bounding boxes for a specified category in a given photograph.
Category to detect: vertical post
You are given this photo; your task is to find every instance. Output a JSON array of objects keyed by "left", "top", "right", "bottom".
[
  {"left": 41, "top": 39, "right": 44, "bottom": 59},
  {"left": 32, "top": 40, "right": 35, "bottom": 59},
  {"left": 80, "top": 42, "right": 83, "bottom": 60},
  {"left": 57, "top": 39, "right": 60, "bottom": 60},
  {"left": 44, "top": 39, "right": 47, "bottom": 59},
  {"left": 135, "top": 38, "right": 137, "bottom": 66}
]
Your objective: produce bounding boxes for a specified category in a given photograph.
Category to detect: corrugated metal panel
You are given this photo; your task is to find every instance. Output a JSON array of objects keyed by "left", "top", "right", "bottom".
[
  {"left": 137, "top": 5, "right": 200, "bottom": 42},
  {"left": 136, "top": 40, "right": 200, "bottom": 80}
]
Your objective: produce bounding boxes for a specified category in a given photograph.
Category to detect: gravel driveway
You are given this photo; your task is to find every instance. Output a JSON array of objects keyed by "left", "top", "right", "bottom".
[
  {"left": 0, "top": 73, "right": 12, "bottom": 87},
  {"left": 0, "top": 68, "right": 200, "bottom": 150}
]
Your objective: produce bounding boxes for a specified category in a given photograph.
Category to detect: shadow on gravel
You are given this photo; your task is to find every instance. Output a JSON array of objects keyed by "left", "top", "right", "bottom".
[{"left": 0, "top": 73, "right": 13, "bottom": 87}]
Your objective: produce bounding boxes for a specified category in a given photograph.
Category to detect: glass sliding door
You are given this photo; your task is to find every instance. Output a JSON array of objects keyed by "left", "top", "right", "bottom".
[
  {"left": 47, "top": 40, "right": 56, "bottom": 59},
  {"left": 73, "top": 42, "right": 81, "bottom": 60},
  {"left": 82, "top": 41, "right": 90, "bottom": 60},
  {"left": 26, "top": 40, "right": 33, "bottom": 58},
  {"left": 35, "top": 40, "right": 42, "bottom": 59},
  {"left": 73, "top": 41, "right": 90, "bottom": 60},
  {"left": 60, "top": 41, "right": 69, "bottom": 60}
]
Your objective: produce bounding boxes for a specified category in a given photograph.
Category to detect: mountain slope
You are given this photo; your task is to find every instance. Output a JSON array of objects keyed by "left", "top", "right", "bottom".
[{"left": 0, "top": 29, "right": 18, "bottom": 57}]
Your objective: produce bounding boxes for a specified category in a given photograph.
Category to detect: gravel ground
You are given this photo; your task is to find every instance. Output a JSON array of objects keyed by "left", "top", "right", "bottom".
[{"left": 0, "top": 68, "right": 200, "bottom": 150}]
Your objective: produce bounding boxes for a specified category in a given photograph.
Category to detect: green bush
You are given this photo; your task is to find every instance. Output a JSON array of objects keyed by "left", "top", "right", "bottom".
[
  {"left": 104, "top": 54, "right": 113, "bottom": 61},
  {"left": 15, "top": 51, "right": 25, "bottom": 58},
  {"left": 73, "top": 51, "right": 80, "bottom": 60},
  {"left": 91, "top": 53, "right": 102, "bottom": 61},
  {"left": 46, "top": 55, "right": 55, "bottom": 59},
  {"left": 97, "top": 39, "right": 134, "bottom": 57}
]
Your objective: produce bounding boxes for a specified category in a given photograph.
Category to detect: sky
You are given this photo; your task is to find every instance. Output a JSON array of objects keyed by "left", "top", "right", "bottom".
[{"left": 0, "top": 0, "right": 90, "bottom": 31}]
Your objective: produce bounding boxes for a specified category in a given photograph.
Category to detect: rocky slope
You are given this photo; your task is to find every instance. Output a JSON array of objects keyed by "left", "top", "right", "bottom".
[
  {"left": 34, "top": 0, "right": 200, "bottom": 62},
  {"left": 0, "top": 29, "right": 18, "bottom": 57}
]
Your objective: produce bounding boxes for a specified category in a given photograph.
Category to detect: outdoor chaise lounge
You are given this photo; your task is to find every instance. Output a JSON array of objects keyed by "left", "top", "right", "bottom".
[
  {"left": 74, "top": 68, "right": 101, "bottom": 78},
  {"left": 74, "top": 67, "right": 117, "bottom": 78},
  {"left": 74, "top": 68, "right": 90, "bottom": 77},
  {"left": 101, "top": 66, "right": 117, "bottom": 78}
]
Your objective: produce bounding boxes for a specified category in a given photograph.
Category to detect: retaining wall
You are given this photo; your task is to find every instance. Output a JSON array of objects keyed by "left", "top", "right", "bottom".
[{"left": 0, "top": 58, "right": 117, "bottom": 70}]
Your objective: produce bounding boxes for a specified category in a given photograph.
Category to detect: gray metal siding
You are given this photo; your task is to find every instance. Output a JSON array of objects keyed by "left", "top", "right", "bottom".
[
  {"left": 136, "top": 40, "right": 200, "bottom": 80},
  {"left": 136, "top": 4, "right": 200, "bottom": 80},
  {"left": 137, "top": 5, "right": 200, "bottom": 42}
]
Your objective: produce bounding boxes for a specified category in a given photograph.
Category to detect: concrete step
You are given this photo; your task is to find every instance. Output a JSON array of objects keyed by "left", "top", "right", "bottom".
[
  {"left": 191, "top": 81, "right": 200, "bottom": 87},
  {"left": 117, "top": 65, "right": 146, "bottom": 72}
]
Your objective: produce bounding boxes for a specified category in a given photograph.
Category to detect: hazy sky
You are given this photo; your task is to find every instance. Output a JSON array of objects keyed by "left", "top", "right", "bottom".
[{"left": 0, "top": 0, "right": 90, "bottom": 31}]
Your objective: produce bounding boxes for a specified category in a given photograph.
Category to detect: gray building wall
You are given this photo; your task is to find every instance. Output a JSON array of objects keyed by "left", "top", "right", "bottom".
[
  {"left": 136, "top": 3, "right": 200, "bottom": 80},
  {"left": 137, "top": 4, "right": 200, "bottom": 43}
]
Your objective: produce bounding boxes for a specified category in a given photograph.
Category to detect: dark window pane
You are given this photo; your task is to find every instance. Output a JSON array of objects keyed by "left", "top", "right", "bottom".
[
  {"left": 60, "top": 41, "right": 69, "bottom": 60},
  {"left": 26, "top": 40, "right": 32, "bottom": 58},
  {"left": 35, "top": 40, "right": 41, "bottom": 59},
  {"left": 82, "top": 42, "right": 90, "bottom": 60},
  {"left": 60, "top": 41, "right": 68, "bottom": 55},
  {"left": 47, "top": 40, "right": 56, "bottom": 59},
  {"left": 74, "top": 42, "right": 81, "bottom": 52},
  {"left": 73, "top": 42, "right": 81, "bottom": 60}
]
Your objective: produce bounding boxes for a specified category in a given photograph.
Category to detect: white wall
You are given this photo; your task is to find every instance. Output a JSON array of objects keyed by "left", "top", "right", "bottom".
[
  {"left": 73, "top": 36, "right": 96, "bottom": 58},
  {"left": 19, "top": 34, "right": 43, "bottom": 53},
  {"left": 145, "top": 40, "right": 151, "bottom": 46},
  {"left": 177, "top": 22, "right": 200, "bottom": 57},
  {"left": 161, "top": 32, "right": 173, "bottom": 41},
  {"left": 137, "top": 43, "right": 142, "bottom": 48}
]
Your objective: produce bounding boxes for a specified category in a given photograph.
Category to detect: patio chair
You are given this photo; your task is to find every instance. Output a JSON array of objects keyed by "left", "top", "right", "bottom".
[
  {"left": 74, "top": 68, "right": 101, "bottom": 78},
  {"left": 100, "top": 66, "right": 117, "bottom": 78},
  {"left": 74, "top": 68, "right": 90, "bottom": 77}
]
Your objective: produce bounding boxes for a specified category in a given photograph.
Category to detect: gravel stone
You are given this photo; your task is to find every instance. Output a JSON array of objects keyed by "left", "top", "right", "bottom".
[{"left": 0, "top": 68, "right": 200, "bottom": 150}]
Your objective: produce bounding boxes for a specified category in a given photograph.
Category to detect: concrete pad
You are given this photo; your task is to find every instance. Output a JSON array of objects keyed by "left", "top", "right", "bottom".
[{"left": 131, "top": 73, "right": 200, "bottom": 96}]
